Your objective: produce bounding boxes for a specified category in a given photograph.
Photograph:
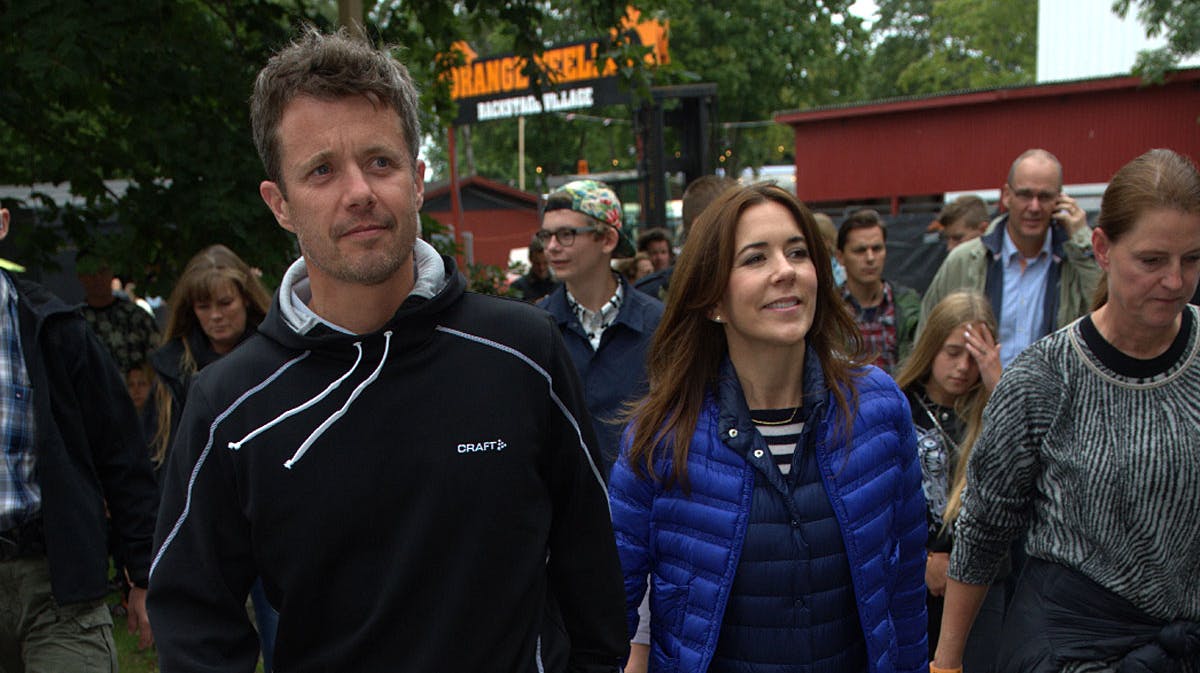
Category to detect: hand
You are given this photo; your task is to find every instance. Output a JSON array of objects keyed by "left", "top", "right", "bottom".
[
  {"left": 127, "top": 586, "right": 154, "bottom": 650},
  {"left": 1054, "top": 193, "right": 1088, "bottom": 236},
  {"left": 626, "top": 642, "right": 649, "bottom": 673},
  {"left": 964, "top": 322, "right": 1002, "bottom": 392},
  {"left": 925, "top": 551, "right": 950, "bottom": 596}
]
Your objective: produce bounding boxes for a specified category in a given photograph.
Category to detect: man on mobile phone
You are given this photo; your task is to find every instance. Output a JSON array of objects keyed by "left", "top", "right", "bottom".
[{"left": 918, "top": 149, "right": 1102, "bottom": 367}]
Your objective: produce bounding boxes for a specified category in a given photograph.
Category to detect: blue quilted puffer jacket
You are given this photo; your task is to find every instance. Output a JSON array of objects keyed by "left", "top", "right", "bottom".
[{"left": 609, "top": 358, "right": 927, "bottom": 673}]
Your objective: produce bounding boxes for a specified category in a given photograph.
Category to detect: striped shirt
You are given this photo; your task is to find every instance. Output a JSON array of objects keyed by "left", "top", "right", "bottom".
[
  {"left": 0, "top": 272, "right": 39, "bottom": 531},
  {"left": 751, "top": 407, "right": 803, "bottom": 476},
  {"left": 950, "top": 306, "right": 1200, "bottom": 621}
]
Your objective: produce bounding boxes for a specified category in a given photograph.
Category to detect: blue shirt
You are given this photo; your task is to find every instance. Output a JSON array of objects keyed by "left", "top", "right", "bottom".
[
  {"left": 999, "top": 228, "right": 1053, "bottom": 367},
  {"left": 0, "top": 272, "right": 39, "bottom": 531}
]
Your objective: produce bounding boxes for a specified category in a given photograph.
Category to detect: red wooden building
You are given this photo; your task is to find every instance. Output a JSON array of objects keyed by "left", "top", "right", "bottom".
[
  {"left": 422, "top": 175, "right": 540, "bottom": 268},
  {"left": 775, "top": 68, "right": 1200, "bottom": 214}
]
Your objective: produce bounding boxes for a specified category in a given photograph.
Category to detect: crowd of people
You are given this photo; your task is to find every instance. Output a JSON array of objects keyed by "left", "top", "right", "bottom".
[{"left": 0, "top": 26, "right": 1197, "bottom": 673}]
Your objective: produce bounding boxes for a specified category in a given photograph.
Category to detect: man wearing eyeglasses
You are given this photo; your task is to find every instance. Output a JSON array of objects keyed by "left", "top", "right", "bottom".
[
  {"left": 919, "top": 149, "right": 1102, "bottom": 367},
  {"left": 537, "top": 180, "right": 663, "bottom": 478}
]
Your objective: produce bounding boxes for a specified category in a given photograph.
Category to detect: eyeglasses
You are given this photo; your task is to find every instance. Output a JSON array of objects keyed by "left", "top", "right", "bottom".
[
  {"left": 1009, "top": 185, "right": 1060, "bottom": 204},
  {"left": 534, "top": 226, "right": 596, "bottom": 247}
]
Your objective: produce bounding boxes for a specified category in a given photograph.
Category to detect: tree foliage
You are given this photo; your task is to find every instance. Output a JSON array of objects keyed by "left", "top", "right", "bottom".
[
  {"left": 652, "top": 0, "right": 868, "bottom": 175},
  {"left": 0, "top": 1, "right": 327, "bottom": 293},
  {"left": 443, "top": 1, "right": 869, "bottom": 187},
  {"left": 1114, "top": 0, "right": 1200, "bottom": 82},
  {"left": 0, "top": 0, "right": 637, "bottom": 293},
  {"left": 862, "top": 0, "right": 1037, "bottom": 100}
]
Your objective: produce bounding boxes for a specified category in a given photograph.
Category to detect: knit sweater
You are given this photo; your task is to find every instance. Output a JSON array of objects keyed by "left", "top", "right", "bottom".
[{"left": 949, "top": 305, "right": 1200, "bottom": 621}]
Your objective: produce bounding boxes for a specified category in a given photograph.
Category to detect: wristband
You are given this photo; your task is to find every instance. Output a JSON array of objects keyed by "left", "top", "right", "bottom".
[{"left": 930, "top": 664, "right": 963, "bottom": 673}]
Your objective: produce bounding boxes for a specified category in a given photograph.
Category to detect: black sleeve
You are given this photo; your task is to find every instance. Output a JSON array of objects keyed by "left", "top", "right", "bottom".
[
  {"left": 67, "top": 319, "right": 159, "bottom": 587},
  {"left": 149, "top": 385, "right": 259, "bottom": 673},
  {"left": 541, "top": 320, "right": 629, "bottom": 673}
]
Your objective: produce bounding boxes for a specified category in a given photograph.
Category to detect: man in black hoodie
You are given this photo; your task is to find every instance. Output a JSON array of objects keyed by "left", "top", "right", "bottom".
[{"left": 147, "top": 27, "right": 627, "bottom": 673}]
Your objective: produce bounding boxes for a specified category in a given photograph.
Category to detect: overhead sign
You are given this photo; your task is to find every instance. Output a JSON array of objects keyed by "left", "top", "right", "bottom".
[{"left": 444, "top": 7, "right": 668, "bottom": 125}]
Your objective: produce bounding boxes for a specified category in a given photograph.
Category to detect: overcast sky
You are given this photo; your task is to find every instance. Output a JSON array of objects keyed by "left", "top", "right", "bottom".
[{"left": 849, "top": 0, "right": 878, "bottom": 27}]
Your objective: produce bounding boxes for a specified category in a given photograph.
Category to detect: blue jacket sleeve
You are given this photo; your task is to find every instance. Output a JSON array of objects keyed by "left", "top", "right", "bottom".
[{"left": 607, "top": 429, "right": 658, "bottom": 640}]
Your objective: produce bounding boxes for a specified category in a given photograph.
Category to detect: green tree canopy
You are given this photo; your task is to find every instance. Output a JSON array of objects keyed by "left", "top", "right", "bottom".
[
  {"left": 0, "top": 1, "right": 325, "bottom": 292},
  {"left": 441, "top": 1, "right": 870, "bottom": 190},
  {"left": 1114, "top": 0, "right": 1200, "bottom": 81},
  {"left": 863, "top": 0, "right": 1037, "bottom": 100},
  {"left": 0, "top": 0, "right": 636, "bottom": 293}
]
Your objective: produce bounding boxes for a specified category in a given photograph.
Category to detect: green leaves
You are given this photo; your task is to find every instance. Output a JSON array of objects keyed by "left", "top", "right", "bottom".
[
  {"left": 1115, "top": 0, "right": 1200, "bottom": 83},
  {"left": 864, "top": 0, "right": 1037, "bottom": 99}
]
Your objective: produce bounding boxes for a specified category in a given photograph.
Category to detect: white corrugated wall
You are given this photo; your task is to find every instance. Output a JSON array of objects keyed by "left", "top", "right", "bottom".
[{"left": 1038, "top": 0, "right": 1200, "bottom": 83}]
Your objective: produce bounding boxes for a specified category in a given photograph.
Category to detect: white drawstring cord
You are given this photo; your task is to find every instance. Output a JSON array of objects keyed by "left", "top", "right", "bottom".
[
  {"left": 227, "top": 342, "right": 365, "bottom": 451},
  {"left": 284, "top": 331, "right": 393, "bottom": 469}
]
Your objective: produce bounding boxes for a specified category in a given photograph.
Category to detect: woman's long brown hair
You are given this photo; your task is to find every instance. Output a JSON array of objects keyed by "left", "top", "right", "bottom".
[
  {"left": 152, "top": 245, "right": 272, "bottom": 464},
  {"left": 624, "top": 184, "right": 866, "bottom": 488}
]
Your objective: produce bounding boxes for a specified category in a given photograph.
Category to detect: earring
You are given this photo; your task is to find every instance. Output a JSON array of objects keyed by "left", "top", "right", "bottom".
[{"left": 711, "top": 314, "right": 723, "bottom": 323}]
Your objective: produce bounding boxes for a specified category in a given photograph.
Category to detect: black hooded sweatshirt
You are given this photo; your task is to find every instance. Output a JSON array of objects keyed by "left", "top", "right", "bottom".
[{"left": 148, "top": 248, "right": 627, "bottom": 672}]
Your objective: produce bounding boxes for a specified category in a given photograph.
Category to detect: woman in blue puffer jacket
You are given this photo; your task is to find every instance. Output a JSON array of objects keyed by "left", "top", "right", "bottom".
[{"left": 610, "top": 183, "right": 927, "bottom": 673}]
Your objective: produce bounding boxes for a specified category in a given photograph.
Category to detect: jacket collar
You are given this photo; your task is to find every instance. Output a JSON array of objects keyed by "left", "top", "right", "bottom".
[
  {"left": 984, "top": 214, "right": 1070, "bottom": 261},
  {"left": 715, "top": 345, "right": 828, "bottom": 449},
  {"left": 543, "top": 274, "right": 658, "bottom": 336},
  {"left": 258, "top": 239, "right": 466, "bottom": 354},
  {"left": 4, "top": 272, "right": 77, "bottom": 338}
]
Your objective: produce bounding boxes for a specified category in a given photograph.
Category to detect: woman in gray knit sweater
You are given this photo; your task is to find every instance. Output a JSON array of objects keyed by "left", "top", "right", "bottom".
[{"left": 932, "top": 149, "right": 1200, "bottom": 673}]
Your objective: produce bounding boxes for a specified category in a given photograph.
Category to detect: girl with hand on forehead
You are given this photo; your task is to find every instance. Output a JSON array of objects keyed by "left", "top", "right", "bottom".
[{"left": 894, "top": 291, "right": 1004, "bottom": 670}]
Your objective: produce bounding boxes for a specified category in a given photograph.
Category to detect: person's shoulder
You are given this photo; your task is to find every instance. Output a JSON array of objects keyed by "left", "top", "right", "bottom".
[
  {"left": 535, "top": 285, "right": 570, "bottom": 317},
  {"left": 994, "top": 330, "right": 1073, "bottom": 399},
  {"left": 944, "top": 236, "right": 988, "bottom": 266},
  {"left": 624, "top": 282, "right": 665, "bottom": 318},
  {"left": 509, "top": 275, "right": 533, "bottom": 294},
  {"left": 189, "top": 332, "right": 291, "bottom": 398},
  {"left": 633, "top": 267, "right": 672, "bottom": 300},
  {"left": 852, "top": 364, "right": 904, "bottom": 398},
  {"left": 461, "top": 290, "right": 552, "bottom": 322},
  {"left": 1012, "top": 324, "right": 1074, "bottom": 370},
  {"left": 150, "top": 337, "right": 185, "bottom": 373},
  {"left": 11, "top": 277, "right": 75, "bottom": 319},
  {"left": 114, "top": 296, "right": 155, "bottom": 321},
  {"left": 442, "top": 291, "right": 562, "bottom": 351},
  {"left": 888, "top": 280, "right": 920, "bottom": 302}
]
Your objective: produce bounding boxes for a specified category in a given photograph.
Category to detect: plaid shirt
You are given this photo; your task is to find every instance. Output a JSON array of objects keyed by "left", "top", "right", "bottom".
[
  {"left": 842, "top": 281, "right": 899, "bottom": 374},
  {"left": 0, "top": 273, "right": 39, "bottom": 531}
]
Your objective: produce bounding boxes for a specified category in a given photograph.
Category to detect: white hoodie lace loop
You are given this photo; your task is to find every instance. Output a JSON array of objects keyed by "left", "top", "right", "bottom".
[
  {"left": 227, "top": 342, "right": 366, "bottom": 451},
  {"left": 283, "top": 330, "right": 393, "bottom": 469}
]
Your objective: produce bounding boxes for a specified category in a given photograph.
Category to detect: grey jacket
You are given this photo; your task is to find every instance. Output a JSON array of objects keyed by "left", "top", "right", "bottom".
[{"left": 918, "top": 215, "right": 1101, "bottom": 340}]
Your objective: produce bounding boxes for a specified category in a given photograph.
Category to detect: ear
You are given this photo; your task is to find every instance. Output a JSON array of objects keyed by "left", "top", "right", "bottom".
[
  {"left": 1000, "top": 183, "right": 1014, "bottom": 213},
  {"left": 413, "top": 159, "right": 426, "bottom": 210},
  {"left": 1092, "top": 227, "right": 1111, "bottom": 272},
  {"left": 0, "top": 208, "right": 9, "bottom": 242},
  {"left": 600, "top": 225, "right": 619, "bottom": 255},
  {"left": 260, "top": 181, "right": 293, "bottom": 233}
]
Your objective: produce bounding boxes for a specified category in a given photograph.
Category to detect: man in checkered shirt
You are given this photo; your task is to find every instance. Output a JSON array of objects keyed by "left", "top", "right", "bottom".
[
  {"left": 836, "top": 208, "right": 922, "bottom": 375},
  {"left": 0, "top": 206, "right": 158, "bottom": 671}
]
